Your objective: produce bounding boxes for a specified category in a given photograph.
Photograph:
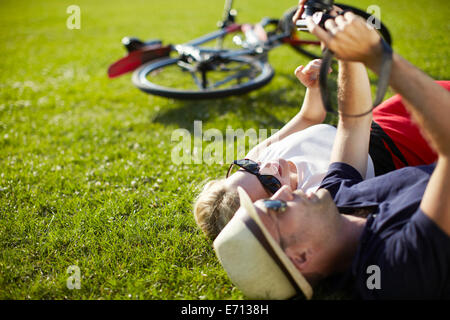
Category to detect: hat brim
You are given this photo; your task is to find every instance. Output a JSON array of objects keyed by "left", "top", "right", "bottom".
[{"left": 237, "top": 187, "right": 313, "bottom": 300}]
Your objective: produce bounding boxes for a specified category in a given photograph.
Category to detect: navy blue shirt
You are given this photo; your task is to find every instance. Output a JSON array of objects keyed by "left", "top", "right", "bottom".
[{"left": 319, "top": 162, "right": 450, "bottom": 299}]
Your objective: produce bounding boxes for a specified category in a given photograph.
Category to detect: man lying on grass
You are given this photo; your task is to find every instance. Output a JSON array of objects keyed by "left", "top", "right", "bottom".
[{"left": 213, "top": 8, "right": 450, "bottom": 299}]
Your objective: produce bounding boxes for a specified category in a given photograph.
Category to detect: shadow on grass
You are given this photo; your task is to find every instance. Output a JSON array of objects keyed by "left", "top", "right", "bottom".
[{"left": 151, "top": 88, "right": 296, "bottom": 132}]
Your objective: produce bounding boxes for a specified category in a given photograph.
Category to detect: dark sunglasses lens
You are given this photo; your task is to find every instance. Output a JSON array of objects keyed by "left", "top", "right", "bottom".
[
  {"left": 237, "top": 159, "right": 259, "bottom": 172},
  {"left": 263, "top": 199, "right": 287, "bottom": 211},
  {"left": 228, "top": 160, "right": 258, "bottom": 177},
  {"left": 260, "top": 176, "right": 282, "bottom": 193}
]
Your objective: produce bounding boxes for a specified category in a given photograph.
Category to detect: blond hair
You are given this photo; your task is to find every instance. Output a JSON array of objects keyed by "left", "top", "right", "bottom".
[{"left": 193, "top": 179, "right": 240, "bottom": 240}]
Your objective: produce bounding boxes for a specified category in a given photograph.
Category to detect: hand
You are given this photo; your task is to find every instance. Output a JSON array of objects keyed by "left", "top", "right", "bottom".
[
  {"left": 295, "top": 59, "right": 331, "bottom": 89},
  {"left": 292, "top": 0, "right": 343, "bottom": 24},
  {"left": 306, "top": 12, "right": 383, "bottom": 70},
  {"left": 292, "top": 1, "right": 344, "bottom": 51}
]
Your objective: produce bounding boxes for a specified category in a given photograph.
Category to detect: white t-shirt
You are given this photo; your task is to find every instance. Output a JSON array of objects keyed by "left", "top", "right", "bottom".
[{"left": 255, "top": 124, "right": 375, "bottom": 194}]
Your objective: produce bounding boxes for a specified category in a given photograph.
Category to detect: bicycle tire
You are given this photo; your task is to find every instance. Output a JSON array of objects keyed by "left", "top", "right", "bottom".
[
  {"left": 132, "top": 56, "right": 275, "bottom": 99},
  {"left": 281, "top": 4, "right": 392, "bottom": 59}
]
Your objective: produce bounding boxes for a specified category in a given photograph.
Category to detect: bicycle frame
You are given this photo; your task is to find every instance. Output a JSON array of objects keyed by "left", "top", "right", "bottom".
[
  {"left": 108, "top": 0, "right": 321, "bottom": 78},
  {"left": 183, "top": 8, "right": 319, "bottom": 57},
  {"left": 109, "top": 1, "right": 391, "bottom": 100},
  {"left": 212, "top": 0, "right": 319, "bottom": 49},
  {"left": 169, "top": 1, "right": 323, "bottom": 92}
]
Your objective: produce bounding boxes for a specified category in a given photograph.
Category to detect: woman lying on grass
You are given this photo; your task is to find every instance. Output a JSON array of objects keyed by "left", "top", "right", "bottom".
[{"left": 194, "top": 58, "right": 442, "bottom": 240}]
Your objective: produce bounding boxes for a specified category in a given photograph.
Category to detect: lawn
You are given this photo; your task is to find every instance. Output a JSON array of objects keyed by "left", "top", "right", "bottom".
[{"left": 0, "top": 0, "right": 448, "bottom": 300}]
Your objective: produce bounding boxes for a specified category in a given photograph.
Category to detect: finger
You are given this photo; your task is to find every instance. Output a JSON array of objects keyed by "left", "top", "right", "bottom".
[
  {"left": 343, "top": 11, "right": 357, "bottom": 22},
  {"left": 306, "top": 59, "right": 321, "bottom": 67},
  {"left": 311, "top": 60, "right": 330, "bottom": 72},
  {"left": 334, "top": 14, "right": 347, "bottom": 29},
  {"left": 294, "top": 65, "right": 304, "bottom": 76},
  {"left": 307, "top": 64, "right": 320, "bottom": 70},
  {"left": 306, "top": 17, "right": 333, "bottom": 45},
  {"left": 292, "top": 9, "right": 302, "bottom": 24},
  {"left": 324, "top": 19, "right": 339, "bottom": 35},
  {"left": 304, "top": 67, "right": 319, "bottom": 75},
  {"left": 330, "top": 5, "right": 344, "bottom": 16},
  {"left": 311, "top": 59, "right": 322, "bottom": 65},
  {"left": 304, "top": 59, "right": 320, "bottom": 68},
  {"left": 292, "top": 0, "right": 307, "bottom": 23},
  {"left": 348, "top": 12, "right": 375, "bottom": 31},
  {"left": 304, "top": 60, "right": 321, "bottom": 69}
]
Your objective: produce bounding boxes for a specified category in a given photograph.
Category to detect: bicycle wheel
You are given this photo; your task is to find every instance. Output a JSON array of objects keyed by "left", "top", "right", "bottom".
[
  {"left": 280, "top": 4, "right": 392, "bottom": 59},
  {"left": 132, "top": 55, "right": 274, "bottom": 99}
]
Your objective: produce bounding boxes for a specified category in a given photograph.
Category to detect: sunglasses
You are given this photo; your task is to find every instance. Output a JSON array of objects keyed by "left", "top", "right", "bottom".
[
  {"left": 226, "top": 159, "right": 282, "bottom": 194},
  {"left": 262, "top": 199, "right": 287, "bottom": 212},
  {"left": 262, "top": 198, "right": 287, "bottom": 250}
]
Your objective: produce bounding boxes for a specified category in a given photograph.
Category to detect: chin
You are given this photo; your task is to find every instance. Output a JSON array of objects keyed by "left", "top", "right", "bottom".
[
  {"left": 317, "top": 189, "right": 339, "bottom": 217},
  {"left": 290, "top": 181, "right": 297, "bottom": 191},
  {"left": 316, "top": 188, "right": 330, "bottom": 200}
]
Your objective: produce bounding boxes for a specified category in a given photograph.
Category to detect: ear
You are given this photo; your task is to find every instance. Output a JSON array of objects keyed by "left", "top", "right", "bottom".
[{"left": 285, "top": 248, "right": 310, "bottom": 272}]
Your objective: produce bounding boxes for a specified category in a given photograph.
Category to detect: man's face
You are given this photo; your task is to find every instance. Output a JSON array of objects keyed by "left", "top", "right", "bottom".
[{"left": 253, "top": 185, "right": 340, "bottom": 274}]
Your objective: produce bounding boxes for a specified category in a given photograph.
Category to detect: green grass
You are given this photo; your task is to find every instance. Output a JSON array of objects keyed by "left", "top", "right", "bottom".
[{"left": 0, "top": 0, "right": 449, "bottom": 299}]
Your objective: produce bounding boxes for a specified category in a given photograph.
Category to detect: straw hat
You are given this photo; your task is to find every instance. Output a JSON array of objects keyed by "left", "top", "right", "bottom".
[{"left": 213, "top": 187, "right": 313, "bottom": 300}]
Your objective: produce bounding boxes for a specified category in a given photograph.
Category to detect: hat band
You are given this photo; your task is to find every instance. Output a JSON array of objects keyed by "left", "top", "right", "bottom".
[{"left": 242, "top": 214, "right": 304, "bottom": 298}]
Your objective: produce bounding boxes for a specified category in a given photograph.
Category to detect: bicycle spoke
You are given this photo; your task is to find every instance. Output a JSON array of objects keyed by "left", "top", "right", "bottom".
[
  {"left": 210, "top": 68, "right": 253, "bottom": 88},
  {"left": 174, "top": 56, "right": 261, "bottom": 90},
  {"left": 217, "top": 64, "right": 246, "bottom": 72},
  {"left": 189, "top": 71, "right": 204, "bottom": 89}
]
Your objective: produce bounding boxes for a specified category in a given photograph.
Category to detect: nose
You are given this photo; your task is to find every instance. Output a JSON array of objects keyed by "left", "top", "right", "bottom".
[
  {"left": 271, "top": 185, "right": 294, "bottom": 201},
  {"left": 259, "top": 161, "right": 279, "bottom": 175}
]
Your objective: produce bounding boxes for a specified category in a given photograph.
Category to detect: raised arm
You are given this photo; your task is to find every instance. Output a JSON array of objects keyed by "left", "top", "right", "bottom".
[
  {"left": 292, "top": 1, "right": 373, "bottom": 176},
  {"left": 329, "top": 60, "right": 372, "bottom": 178},
  {"left": 306, "top": 12, "right": 450, "bottom": 235},
  {"left": 387, "top": 54, "right": 450, "bottom": 236}
]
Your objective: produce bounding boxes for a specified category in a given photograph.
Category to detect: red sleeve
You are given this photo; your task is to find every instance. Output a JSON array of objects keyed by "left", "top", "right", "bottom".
[{"left": 372, "top": 81, "right": 450, "bottom": 167}]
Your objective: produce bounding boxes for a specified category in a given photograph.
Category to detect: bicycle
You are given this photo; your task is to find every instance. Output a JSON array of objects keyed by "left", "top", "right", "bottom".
[{"left": 108, "top": 0, "right": 392, "bottom": 100}]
